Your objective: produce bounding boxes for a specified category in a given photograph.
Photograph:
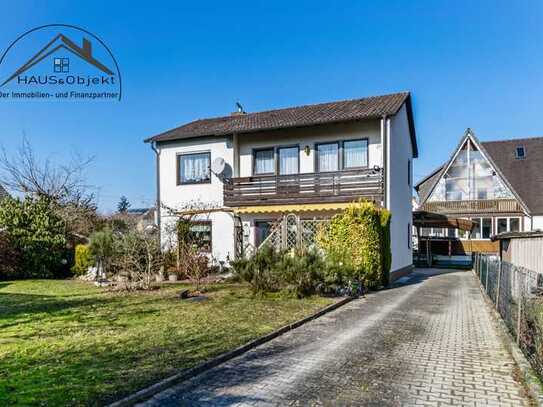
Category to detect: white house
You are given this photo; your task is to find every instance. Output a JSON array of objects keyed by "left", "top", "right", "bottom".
[
  {"left": 415, "top": 130, "right": 543, "bottom": 253},
  {"left": 145, "top": 92, "right": 418, "bottom": 277}
]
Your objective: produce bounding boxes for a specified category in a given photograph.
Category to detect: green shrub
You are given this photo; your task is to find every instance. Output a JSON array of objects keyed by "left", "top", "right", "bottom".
[
  {"left": 317, "top": 201, "right": 390, "bottom": 289},
  {"left": 276, "top": 249, "right": 325, "bottom": 298},
  {"left": 72, "top": 244, "right": 94, "bottom": 275},
  {"left": 0, "top": 196, "right": 67, "bottom": 278},
  {"left": 89, "top": 228, "right": 115, "bottom": 275},
  {"left": 230, "top": 245, "right": 283, "bottom": 293}
]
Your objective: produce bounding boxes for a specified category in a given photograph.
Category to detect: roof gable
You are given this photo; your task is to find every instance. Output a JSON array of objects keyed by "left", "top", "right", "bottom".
[
  {"left": 419, "top": 129, "right": 527, "bottom": 210},
  {"left": 145, "top": 92, "right": 418, "bottom": 157}
]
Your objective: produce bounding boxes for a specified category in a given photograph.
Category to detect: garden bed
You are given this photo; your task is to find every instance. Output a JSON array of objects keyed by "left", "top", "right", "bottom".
[{"left": 0, "top": 279, "right": 334, "bottom": 406}]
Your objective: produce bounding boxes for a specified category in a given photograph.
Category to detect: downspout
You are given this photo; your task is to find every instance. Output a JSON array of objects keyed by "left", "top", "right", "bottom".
[
  {"left": 381, "top": 115, "right": 389, "bottom": 209},
  {"left": 150, "top": 141, "right": 161, "bottom": 243}
]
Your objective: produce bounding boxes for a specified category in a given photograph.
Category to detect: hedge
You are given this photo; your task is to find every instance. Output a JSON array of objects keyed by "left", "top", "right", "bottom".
[{"left": 317, "top": 201, "right": 391, "bottom": 288}]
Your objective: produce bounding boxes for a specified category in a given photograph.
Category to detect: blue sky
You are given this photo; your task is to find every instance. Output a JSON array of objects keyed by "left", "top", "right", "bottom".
[{"left": 0, "top": 1, "right": 541, "bottom": 212}]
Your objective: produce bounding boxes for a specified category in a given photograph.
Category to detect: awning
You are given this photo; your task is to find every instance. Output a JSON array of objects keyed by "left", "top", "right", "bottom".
[
  {"left": 234, "top": 202, "right": 352, "bottom": 214},
  {"left": 413, "top": 211, "right": 474, "bottom": 231}
]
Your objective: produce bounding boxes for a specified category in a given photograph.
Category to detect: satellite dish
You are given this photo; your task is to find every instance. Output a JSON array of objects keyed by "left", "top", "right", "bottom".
[{"left": 211, "top": 157, "right": 226, "bottom": 176}]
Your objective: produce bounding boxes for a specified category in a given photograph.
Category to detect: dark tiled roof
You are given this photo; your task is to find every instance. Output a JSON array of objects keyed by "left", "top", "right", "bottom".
[
  {"left": 416, "top": 135, "right": 543, "bottom": 214},
  {"left": 146, "top": 92, "right": 417, "bottom": 156},
  {"left": 483, "top": 137, "right": 543, "bottom": 214}
]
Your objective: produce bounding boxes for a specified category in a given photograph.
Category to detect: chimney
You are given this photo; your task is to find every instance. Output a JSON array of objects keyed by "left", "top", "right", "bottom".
[{"left": 82, "top": 38, "right": 92, "bottom": 57}]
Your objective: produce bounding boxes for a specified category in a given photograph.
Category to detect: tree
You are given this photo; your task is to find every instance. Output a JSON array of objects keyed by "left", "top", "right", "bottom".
[
  {"left": 0, "top": 196, "right": 67, "bottom": 278},
  {"left": 0, "top": 138, "right": 98, "bottom": 239},
  {"left": 117, "top": 196, "right": 131, "bottom": 213}
]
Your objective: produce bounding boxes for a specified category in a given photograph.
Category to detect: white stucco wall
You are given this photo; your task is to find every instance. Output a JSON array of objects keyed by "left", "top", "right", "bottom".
[
  {"left": 388, "top": 104, "right": 415, "bottom": 272},
  {"left": 157, "top": 137, "right": 235, "bottom": 262},
  {"left": 237, "top": 121, "right": 382, "bottom": 176},
  {"left": 531, "top": 216, "right": 543, "bottom": 231}
]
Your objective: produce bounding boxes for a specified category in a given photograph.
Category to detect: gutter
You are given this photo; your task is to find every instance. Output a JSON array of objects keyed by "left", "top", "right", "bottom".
[
  {"left": 381, "top": 114, "right": 389, "bottom": 209},
  {"left": 150, "top": 141, "right": 161, "bottom": 243}
]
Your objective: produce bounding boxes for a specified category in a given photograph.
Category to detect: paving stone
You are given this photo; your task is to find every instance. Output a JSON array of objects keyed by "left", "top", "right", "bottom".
[{"left": 137, "top": 269, "right": 530, "bottom": 406}]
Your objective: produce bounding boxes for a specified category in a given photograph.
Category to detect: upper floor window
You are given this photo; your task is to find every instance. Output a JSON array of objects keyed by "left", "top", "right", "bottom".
[
  {"left": 316, "top": 142, "right": 339, "bottom": 172},
  {"left": 254, "top": 148, "right": 275, "bottom": 175},
  {"left": 278, "top": 146, "right": 299, "bottom": 175},
  {"left": 177, "top": 152, "right": 211, "bottom": 184},
  {"left": 515, "top": 146, "right": 526, "bottom": 159},
  {"left": 343, "top": 139, "right": 368, "bottom": 169},
  {"left": 316, "top": 139, "right": 368, "bottom": 172}
]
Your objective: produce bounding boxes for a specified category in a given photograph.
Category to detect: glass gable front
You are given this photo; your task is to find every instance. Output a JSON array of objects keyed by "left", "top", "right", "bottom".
[{"left": 428, "top": 138, "right": 513, "bottom": 202}]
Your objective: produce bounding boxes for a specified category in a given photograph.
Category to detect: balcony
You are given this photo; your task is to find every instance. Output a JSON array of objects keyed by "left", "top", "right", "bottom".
[
  {"left": 421, "top": 199, "right": 523, "bottom": 214},
  {"left": 223, "top": 168, "right": 383, "bottom": 207}
]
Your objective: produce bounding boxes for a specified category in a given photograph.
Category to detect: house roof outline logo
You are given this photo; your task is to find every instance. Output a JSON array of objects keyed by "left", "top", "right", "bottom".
[{"left": 1, "top": 33, "right": 114, "bottom": 87}]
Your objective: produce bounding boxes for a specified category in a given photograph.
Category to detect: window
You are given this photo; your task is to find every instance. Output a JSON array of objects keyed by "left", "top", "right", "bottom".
[
  {"left": 343, "top": 139, "right": 368, "bottom": 169},
  {"left": 510, "top": 218, "right": 520, "bottom": 232},
  {"left": 471, "top": 218, "right": 481, "bottom": 239},
  {"left": 515, "top": 146, "right": 526, "bottom": 159},
  {"left": 254, "top": 148, "right": 275, "bottom": 175},
  {"left": 278, "top": 146, "right": 299, "bottom": 175},
  {"left": 177, "top": 152, "right": 211, "bottom": 184},
  {"left": 482, "top": 218, "right": 492, "bottom": 239},
  {"left": 316, "top": 142, "right": 339, "bottom": 172},
  {"left": 497, "top": 218, "right": 508, "bottom": 234},
  {"left": 186, "top": 221, "right": 212, "bottom": 253},
  {"left": 447, "top": 228, "right": 456, "bottom": 238},
  {"left": 255, "top": 220, "right": 273, "bottom": 247}
]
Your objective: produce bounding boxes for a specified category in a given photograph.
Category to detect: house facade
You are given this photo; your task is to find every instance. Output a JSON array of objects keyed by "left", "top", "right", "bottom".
[
  {"left": 415, "top": 130, "right": 543, "bottom": 252},
  {"left": 146, "top": 92, "right": 418, "bottom": 275}
]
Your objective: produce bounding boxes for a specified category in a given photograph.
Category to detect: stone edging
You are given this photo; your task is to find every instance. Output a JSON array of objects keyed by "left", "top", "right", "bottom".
[
  {"left": 108, "top": 296, "right": 354, "bottom": 407},
  {"left": 474, "top": 271, "right": 543, "bottom": 406}
]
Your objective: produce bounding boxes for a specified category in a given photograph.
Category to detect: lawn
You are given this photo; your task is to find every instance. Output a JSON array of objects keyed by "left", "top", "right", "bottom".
[{"left": 0, "top": 280, "right": 334, "bottom": 406}]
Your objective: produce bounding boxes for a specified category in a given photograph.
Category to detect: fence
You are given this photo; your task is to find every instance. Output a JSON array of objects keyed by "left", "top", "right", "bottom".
[
  {"left": 474, "top": 253, "right": 543, "bottom": 377},
  {"left": 258, "top": 214, "right": 329, "bottom": 252}
]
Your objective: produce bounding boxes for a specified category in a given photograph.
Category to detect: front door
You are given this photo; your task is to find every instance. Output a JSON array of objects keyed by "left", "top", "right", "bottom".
[{"left": 255, "top": 220, "right": 273, "bottom": 247}]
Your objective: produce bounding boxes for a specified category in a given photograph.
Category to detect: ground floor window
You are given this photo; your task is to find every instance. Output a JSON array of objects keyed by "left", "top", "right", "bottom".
[
  {"left": 186, "top": 221, "right": 212, "bottom": 253},
  {"left": 418, "top": 216, "right": 522, "bottom": 240},
  {"left": 255, "top": 220, "right": 273, "bottom": 247}
]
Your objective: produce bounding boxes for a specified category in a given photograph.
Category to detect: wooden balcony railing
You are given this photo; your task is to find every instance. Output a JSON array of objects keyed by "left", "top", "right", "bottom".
[
  {"left": 224, "top": 168, "right": 383, "bottom": 207},
  {"left": 421, "top": 199, "right": 523, "bottom": 214}
]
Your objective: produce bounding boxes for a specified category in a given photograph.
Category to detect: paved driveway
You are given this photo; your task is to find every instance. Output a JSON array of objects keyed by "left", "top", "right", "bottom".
[{"left": 139, "top": 269, "right": 530, "bottom": 406}]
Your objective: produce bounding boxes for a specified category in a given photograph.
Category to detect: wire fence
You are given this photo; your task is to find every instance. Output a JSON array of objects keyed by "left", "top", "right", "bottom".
[{"left": 474, "top": 253, "right": 543, "bottom": 377}]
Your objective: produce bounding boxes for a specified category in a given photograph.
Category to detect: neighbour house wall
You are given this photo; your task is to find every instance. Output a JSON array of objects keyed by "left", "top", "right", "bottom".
[
  {"left": 501, "top": 236, "right": 543, "bottom": 273},
  {"left": 237, "top": 121, "right": 382, "bottom": 176},
  {"left": 531, "top": 216, "right": 543, "bottom": 231},
  {"left": 157, "top": 136, "right": 235, "bottom": 262},
  {"left": 388, "top": 104, "right": 415, "bottom": 273}
]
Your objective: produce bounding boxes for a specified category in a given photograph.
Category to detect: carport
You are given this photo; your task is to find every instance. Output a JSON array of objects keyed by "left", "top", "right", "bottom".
[{"left": 413, "top": 211, "right": 474, "bottom": 268}]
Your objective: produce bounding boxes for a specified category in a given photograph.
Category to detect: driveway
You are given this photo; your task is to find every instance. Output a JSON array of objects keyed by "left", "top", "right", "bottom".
[{"left": 138, "top": 269, "right": 530, "bottom": 406}]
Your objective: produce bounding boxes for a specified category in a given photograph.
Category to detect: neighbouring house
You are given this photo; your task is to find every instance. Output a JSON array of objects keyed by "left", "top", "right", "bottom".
[
  {"left": 415, "top": 129, "right": 543, "bottom": 256},
  {"left": 145, "top": 92, "right": 418, "bottom": 275},
  {"left": 125, "top": 208, "right": 157, "bottom": 232}
]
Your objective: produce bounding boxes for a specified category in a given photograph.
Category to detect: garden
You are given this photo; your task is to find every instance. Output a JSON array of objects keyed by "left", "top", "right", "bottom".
[{"left": 0, "top": 141, "right": 392, "bottom": 406}]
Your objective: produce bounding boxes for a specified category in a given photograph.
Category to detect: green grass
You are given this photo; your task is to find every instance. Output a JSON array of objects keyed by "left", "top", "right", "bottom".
[{"left": 0, "top": 280, "right": 334, "bottom": 406}]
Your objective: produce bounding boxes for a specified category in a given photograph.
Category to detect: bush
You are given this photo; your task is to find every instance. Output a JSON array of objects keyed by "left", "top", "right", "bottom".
[
  {"left": 89, "top": 228, "right": 115, "bottom": 276},
  {"left": 72, "top": 244, "right": 94, "bottom": 275},
  {"left": 317, "top": 201, "right": 391, "bottom": 289},
  {"left": 379, "top": 210, "right": 392, "bottom": 286},
  {"left": 0, "top": 196, "right": 67, "bottom": 278},
  {"left": 230, "top": 245, "right": 283, "bottom": 294},
  {"left": 0, "top": 233, "right": 22, "bottom": 280}
]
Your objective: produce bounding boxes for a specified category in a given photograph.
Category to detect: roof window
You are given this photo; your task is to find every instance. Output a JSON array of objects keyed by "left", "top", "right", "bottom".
[{"left": 515, "top": 146, "right": 526, "bottom": 159}]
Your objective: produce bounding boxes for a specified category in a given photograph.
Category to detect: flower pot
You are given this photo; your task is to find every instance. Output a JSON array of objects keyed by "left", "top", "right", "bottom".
[{"left": 168, "top": 274, "right": 178, "bottom": 282}]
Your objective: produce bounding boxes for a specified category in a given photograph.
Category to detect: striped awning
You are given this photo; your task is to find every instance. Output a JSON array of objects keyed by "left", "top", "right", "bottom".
[{"left": 234, "top": 202, "right": 352, "bottom": 214}]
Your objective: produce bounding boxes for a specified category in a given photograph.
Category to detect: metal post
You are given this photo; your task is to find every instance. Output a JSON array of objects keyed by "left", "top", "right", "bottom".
[
  {"left": 517, "top": 268, "right": 523, "bottom": 345},
  {"left": 496, "top": 260, "right": 502, "bottom": 310},
  {"left": 485, "top": 256, "right": 489, "bottom": 293}
]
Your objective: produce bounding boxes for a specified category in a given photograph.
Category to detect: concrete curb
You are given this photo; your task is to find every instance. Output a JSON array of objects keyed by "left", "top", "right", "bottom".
[
  {"left": 474, "top": 271, "right": 543, "bottom": 406},
  {"left": 108, "top": 296, "right": 354, "bottom": 407}
]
